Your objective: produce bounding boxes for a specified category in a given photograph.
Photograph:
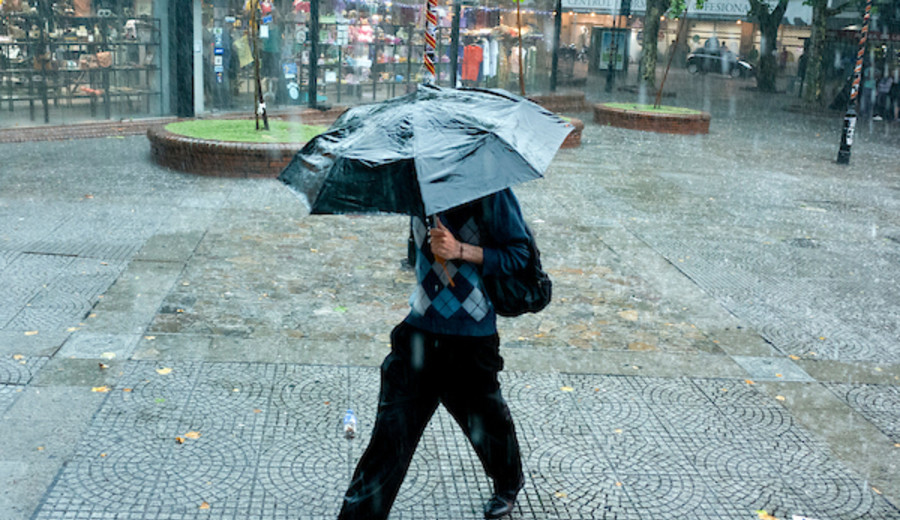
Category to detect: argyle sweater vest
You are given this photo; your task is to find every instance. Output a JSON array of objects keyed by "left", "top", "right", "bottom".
[{"left": 404, "top": 210, "right": 496, "bottom": 336}]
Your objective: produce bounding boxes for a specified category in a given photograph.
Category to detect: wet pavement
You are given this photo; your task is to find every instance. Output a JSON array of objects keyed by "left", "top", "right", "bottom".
[{"left": 1, "top": 70, "right": 899, "bottom": 519}]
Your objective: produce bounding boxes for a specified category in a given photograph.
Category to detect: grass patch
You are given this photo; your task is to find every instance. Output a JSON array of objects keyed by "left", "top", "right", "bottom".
[
  {"left": 603, "top": 103, "right": 701, "bottom": 115},
  {"left": 166, "top": 119, "right": 327, "bottom": 143}
]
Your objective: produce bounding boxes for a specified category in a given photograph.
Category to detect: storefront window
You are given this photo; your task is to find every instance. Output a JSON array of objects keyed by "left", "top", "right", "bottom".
[
  {"left": 199, "top": 0, "right": 555, "bottom": 112},
  {"left": 0, "top": 0, "right": 162, "bottom": 127}
]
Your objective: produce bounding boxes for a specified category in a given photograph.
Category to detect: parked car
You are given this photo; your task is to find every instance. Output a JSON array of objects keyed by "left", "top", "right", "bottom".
[{"left": 686, "top": 48, "right": 754, "bottom": 78}]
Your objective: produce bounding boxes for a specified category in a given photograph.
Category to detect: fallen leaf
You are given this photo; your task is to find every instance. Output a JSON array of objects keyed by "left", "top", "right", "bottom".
[
  {"left": 122, "top": 388, "right": 133, "bottom": 393},
  {"left": 67, "top": 327, "right": 80, "bottom": 332},
  {"left": 253, "top": 409, "right": 263, "bottom": 414},
  {"left": 789, "top": 355, "right": 800, "bottom": 360},
  {"left": 745, "top": 379, "right": 755, "bottom": 385},
  {"left": 175, "top": 437, "right": 185, "bottom": 444},
  {"left": 156, "top": 367, "right": 173, "bottom": 375},
  {"left": 554, "top": 491, "right": 568, "bottom": 498},
  {"left": 36, "top": 446, "right": 45, "bottom": 451},
  {"left": 13, "top": 354, "right": 24, "bottom": 360},
  {"left": 775, "top": 373, "right": 783, "bottom": 378},
  {"left": 100, "top": 452, "right": 107, "bottom": 457},
  {"left": 873, "top": 487, "right": 882, "bottom": 495},
  {"left": 100, "top": 352, "right": 116, "bottom": 360},
  {"left": 99, "top": 363, "right": 109, "bottom": 370},
  {"left": 84, "top": 194, "right": 94, "bottom": 199},
  {"left": 775, "top": 395, "right": 786, "bottom": 401},
  {"left": 614, "top": 428, "right": 623, "bottom": 434},
  {"left": 615, "top": 481, "right": 622, "bottom": 487},
  {"left": 334, "top": 305, "right": 348, "bottom": 313},
  {"left": 144, "top": 336, "right": 156, "bottom": 340},
  {"left": 185, "top": 431, "right": 201, "bottom": 440},
  {"left": 24, "top": 331, "right": 39, "bottom": 336},
  {"left": 756, "top": 510, "right": 780, "bottom": 520},
  {"left": 199, "top": 501, "right": 211, "bottom": 510},
  {"left": 92, "top": 386, "right": 110, "bottom": 393},
  {"left": 560, "top": 386, "right": 574, "bottom": 392},
  {"left": 617, "top": 310, "right": 639, "bottom": 322}
]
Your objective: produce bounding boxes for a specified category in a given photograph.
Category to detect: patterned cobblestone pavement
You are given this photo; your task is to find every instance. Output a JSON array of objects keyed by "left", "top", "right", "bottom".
[
  {"left": 1, "top": 72, "right": 899, "bottom": 519},
  {"left": 29, "top": 363, "right": 900, "bottom": 520}
]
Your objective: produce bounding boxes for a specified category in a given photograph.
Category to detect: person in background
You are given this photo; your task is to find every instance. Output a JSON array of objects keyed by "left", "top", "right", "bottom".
[{"left": 874, "top": 69, "right": 893, "bottom": 121}]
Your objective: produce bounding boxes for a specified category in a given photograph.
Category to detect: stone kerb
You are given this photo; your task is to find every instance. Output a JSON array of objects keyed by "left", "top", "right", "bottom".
[
  {"left": 593, "top": 103, "right": 711, "bottom": 135},
  {"left": 148, "top": 107, "right": 345, "bottom": 178}
]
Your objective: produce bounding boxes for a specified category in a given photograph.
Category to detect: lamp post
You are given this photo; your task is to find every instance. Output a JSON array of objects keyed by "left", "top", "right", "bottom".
[
  {"left": 550, "top": 0, "right": 562, "bottom": 91},
  {"left": 308, "top": 0, "right": 319, "bottom": 108},
  {"left": 450, "top": 0, "right": 462, "bottom": 87},
  {"left": 604, "top": 0, "right": 630, "bottom": 92},
  {"left": 836, "top": 0, "right": 872, "bottom": 164}
]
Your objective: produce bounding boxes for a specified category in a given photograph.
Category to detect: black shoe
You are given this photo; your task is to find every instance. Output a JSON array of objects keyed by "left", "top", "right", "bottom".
[{"left": 483, "top": 489, "right": 519, "bottom": 519}]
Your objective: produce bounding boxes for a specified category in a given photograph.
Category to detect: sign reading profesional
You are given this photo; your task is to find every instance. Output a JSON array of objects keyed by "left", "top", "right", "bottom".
[{"left": 561, "top": 0, "right": 811, "bottom": 21}]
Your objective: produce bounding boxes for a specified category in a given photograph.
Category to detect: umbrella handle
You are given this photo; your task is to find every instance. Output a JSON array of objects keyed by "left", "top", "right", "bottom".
[
  {"left": 428, "top": 215, "right": 456, "bottom": 288},
  {"left": 435, "top": 257, "right": 456, "bottom": 288}
]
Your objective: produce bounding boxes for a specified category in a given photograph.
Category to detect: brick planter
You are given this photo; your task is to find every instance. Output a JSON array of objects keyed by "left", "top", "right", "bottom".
[
  {"left": 529, "top": 92, "right": 590, "bottom": 114},
  {"left": 148, "top": 127, "right": 301, "bottom": 178},
  {"left": 561, "top": 118, "right": 584, "bottom": 148},
  {"left": 147, "top": 108, "right": 344, "bottom": 178},
  {"left": 593, "top": 103, "right": 710, "bottom": 135}
]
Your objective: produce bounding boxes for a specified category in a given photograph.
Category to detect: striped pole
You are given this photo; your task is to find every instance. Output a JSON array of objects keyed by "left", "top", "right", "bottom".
[
  {"left": 423, "top": 0, "right": 439, "bottom": 83},
  {"left": 837, "top": 0, "right": 872, "bottom": 164}
]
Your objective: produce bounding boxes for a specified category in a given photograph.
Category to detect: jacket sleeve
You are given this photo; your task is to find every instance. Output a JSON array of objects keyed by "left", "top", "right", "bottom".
[{"left": 480, "top": 189, "right": 531, "bottom": 277}]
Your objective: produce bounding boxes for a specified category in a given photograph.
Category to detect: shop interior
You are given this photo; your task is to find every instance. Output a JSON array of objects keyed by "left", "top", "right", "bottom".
[{"left": 0, "top": 0, "right": 161, "bottom": 125}]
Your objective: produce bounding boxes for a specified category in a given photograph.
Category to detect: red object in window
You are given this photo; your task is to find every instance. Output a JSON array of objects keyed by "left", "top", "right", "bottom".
[{"left": 462, "top": 45, "right": 483, "bottom": 81}]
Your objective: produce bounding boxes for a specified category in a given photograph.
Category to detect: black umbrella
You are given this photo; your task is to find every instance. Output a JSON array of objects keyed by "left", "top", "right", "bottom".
[{"left": 278, "top": 84, "right": 573, "bottom": 217}]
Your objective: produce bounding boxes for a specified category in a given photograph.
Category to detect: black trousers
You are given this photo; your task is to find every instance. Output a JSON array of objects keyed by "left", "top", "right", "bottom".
[{"left": 338, "top": 322, "right": 524, "bottom": 520}]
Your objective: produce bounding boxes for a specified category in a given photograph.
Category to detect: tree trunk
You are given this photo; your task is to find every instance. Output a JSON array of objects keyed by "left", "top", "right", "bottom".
[
  {"left": 803, "top": 0, "right": 828, "bottom": 106},
  {"left": 640, "top": 0, "right": 666, "bottom": 89},
  {"left": 749, "top": 0, "right": 788, "bottom": 92},
  {"left": 757, "top": 18, "right": 778, "bottom": 91}
]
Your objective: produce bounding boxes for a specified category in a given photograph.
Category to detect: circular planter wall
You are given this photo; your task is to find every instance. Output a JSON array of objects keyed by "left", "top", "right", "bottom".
[
  {"left": 561, "top": 118, "right": 584, "bottom": 148},
  {"left": 148, "top": 108, "right": 344, "bottom": 178},
  {"left": 529, "top": 92, "right": 590, "bottom": 114},
  {"left": 593, "top": 103, "right": 710, "bottom": 135},
  {"left": 148, "top": 127, "right": 304, "bottom": 178}
]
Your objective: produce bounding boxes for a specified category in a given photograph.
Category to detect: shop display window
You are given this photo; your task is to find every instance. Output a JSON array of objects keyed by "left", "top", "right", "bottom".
[{"left": 1, "top": 0, "right": 161, "bottom": 125}]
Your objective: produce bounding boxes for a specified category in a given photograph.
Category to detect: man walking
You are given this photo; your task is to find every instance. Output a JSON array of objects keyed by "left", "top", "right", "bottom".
[{"left": 338, "top": 188, "right": 530, "bottom": 520}]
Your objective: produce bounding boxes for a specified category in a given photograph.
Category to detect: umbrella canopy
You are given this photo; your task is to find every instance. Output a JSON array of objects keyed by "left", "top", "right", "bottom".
[{"left": 278, "top": 84, "right": 573, "bottom": 217}]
